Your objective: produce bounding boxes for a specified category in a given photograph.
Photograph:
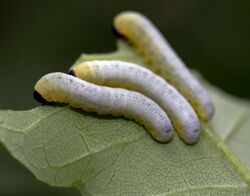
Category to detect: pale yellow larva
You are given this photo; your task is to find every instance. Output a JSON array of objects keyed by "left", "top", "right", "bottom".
[
  {"left": 70, "top": 60, "right": 200, "bottom": 143},
  {"left": 113, "top": 11, "right": 214, "bottom": 121},
  {"left": 33, "top": 72, "right": 173, "bottom": 143}
]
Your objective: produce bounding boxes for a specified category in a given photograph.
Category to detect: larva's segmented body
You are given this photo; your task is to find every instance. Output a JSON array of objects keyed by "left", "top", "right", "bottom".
[
  {"left": 34, "top": 72, "right": 173, "bottom": 142},
  {"left": 113, "top": 11, "right": 214, "bottom": 121},
  {"left": 70, "top": 60, "right": 200, "bottom": 143}
]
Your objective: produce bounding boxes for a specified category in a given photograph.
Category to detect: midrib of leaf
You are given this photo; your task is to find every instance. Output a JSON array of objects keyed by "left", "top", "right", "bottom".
[
  {"left": 204, "top": 126, "right": 250, "bottom": 185},
  {"left": 207, "top": 83, "right": 250, "bottom": 179}
]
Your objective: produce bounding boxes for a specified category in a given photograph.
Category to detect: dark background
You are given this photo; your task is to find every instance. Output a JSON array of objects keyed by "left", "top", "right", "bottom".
[{"left": 0, "top": 0, "right": 249, "bottom": 195}]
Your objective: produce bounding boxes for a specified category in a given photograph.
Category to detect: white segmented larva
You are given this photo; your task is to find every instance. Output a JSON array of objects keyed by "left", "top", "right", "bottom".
[
  {"left": 70, "top": 60, "right": 200, "bottom": 143},
  {"left": 33, "top": 72, "right": 173, "bottom": 143},
  {"left": 113, "top": 11, "right": 215, "bottom": 121}
]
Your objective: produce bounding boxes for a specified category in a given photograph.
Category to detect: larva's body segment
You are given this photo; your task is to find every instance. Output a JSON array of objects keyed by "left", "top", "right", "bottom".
[
  {"left": 34, "top": 72, "right": 173, "bottom": 143},
  {"left": 113, "top": 11, "right": 214, "bottom": 121},
  {"left": 71, "top": 60, "right": 201, "bottom": 143}
]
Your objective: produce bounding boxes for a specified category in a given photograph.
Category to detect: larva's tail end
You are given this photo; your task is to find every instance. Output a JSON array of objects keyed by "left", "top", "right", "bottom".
[
  {"left": 206, "top": 104, "right": 215, "bottom": 122},
  {"left": 68, "top": 70, "right": 76, "bottom": 77},
  {"left": 200, "top": 102, "right": 215, "bottom": 122},
  {"left": 182, "top": 132, "right": 200, "bottom": 145},
  {"left": 184, "top": 138, "right": 199, "bottom": 145},
  {"left": 33, "top": 90, "right": 53, "bottom": 105},
  {"left": 153, "top": 127, "right": 173, "bottom": 143}
]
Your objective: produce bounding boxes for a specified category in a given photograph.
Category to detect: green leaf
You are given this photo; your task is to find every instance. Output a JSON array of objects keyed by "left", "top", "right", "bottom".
[
  {"left": 0, "top": 41, "right": 249, "bottom": 195},
  {"left": 207, "top": 84, "right": 250, "bottom": 174}
]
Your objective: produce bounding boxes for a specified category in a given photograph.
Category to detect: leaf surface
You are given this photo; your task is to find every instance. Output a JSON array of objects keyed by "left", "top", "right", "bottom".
[{"left": 0, "top": 41, "right": 249, "bottom": 195}]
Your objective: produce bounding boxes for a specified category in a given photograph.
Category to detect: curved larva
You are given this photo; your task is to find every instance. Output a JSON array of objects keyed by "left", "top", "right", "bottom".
[
  {"left": 113, "top": 11, "right": 214, "bottom": 121},
  {"left": 33, "top": 72, "right": 173, "bottom": 143},
  {"left": 70, "top": 60, "right": 200, "bottom": 143}
]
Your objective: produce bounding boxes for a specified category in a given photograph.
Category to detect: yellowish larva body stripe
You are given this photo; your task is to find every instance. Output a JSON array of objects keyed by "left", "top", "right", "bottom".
[
  {"left": 113, "top": 11, "right": 215, "bottom": 121},
  {"left": 70, "top": 60, "right": 200, "bottom": 143},
  {"left": 33, "top": 72, "right": 173, "bottom": 143}
]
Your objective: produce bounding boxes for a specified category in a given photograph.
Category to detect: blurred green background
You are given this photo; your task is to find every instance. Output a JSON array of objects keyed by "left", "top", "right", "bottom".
[{"left": 0, "top": 0, "right": 249, "bottom": 195}]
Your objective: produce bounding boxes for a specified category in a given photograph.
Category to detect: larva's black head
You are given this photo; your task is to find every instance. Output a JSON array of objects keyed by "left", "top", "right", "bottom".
[
  {"left": 68, "top": 70, "right": 76, "bottom": 77},
  {"left": 111, "top": 25, "right": 126, "bottom": 39},
  {"left": 33, "top": 90, "right": 53, "bottom": 105}
]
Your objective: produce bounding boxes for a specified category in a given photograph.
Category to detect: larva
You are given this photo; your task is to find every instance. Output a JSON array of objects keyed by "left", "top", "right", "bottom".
[
  {"left": 33, "top": 72, "right": 173, "bottom": 143},
  {"left": 113, "top": 11, "right": 215, "bottom": 121},
  {"left": 70, "top": 60, "right": 200, "bottom": 143}
]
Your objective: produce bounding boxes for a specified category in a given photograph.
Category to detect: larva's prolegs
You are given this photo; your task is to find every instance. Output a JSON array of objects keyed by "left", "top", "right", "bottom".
[
  {"left": 34, "top": 72, "right": 173, "bottom": 143},
  {"left": 71, "top": 60, "right": 201, "bottom": 144},
  {"left": 113, "top": 11, "right": 215, "bottom": 121}
]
